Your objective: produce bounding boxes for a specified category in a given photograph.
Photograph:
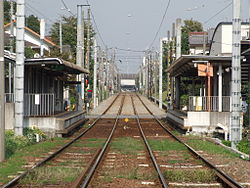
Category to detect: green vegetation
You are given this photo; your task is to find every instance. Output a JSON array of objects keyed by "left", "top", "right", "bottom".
[
  {"left": 164, "top": 169, "right": 216, "bottom": 183},
  {"left": 72, "top": 138, "right": 105, "bottom": 148},
  {"left": 237, "top": 139, "right": 250, "bottom": 155},
  {"left": 111, "top": 137, "right": 144, "bottom": 155},
  {"left": 186, "top": 138, "right": 240, "bottom": 158},
  {"left": 148, "top": 139, "right": 187, "bottom": 152},
  {"left": 222, "top": 140, "right": 231, "bottom": 147},
  {"left": 5, "top": 128, "right": 47, "bottom": 159},
  {"left": 101, "top": 167, "right": 157, "bottom": 183},
  {"left": 0, "top": 138, "right": 67, "bottom": 184},
  {"left": 20, "top": 166, "right": 81, "bottom": 185}
]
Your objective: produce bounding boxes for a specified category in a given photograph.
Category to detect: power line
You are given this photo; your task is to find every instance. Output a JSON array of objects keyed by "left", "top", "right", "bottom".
[
  {"left": 85, "top": 0, "right": 107, "bottom": 48},
  {"left": 60, "top": 0, "right": 75, "bottom": 16},
  {"left": 26, "top": 3, "right": 54, "bottom": 24},
  {"left": 148, "top": 0, "right": 171, "bottom": 49},
  {"left": 115, "top": 47, "right": 145, "bottom": 53},
  {"left": 204, "top": 2, "right": 232, "bottom": 25}
]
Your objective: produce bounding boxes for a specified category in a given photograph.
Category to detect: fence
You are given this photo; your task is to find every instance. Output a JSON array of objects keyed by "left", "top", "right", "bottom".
[
  {"left": 189, "top": 96, "right": 231, "bottom": 112},
  {"left": 24, "top": 93, "right": 55, "bottom": 116}
]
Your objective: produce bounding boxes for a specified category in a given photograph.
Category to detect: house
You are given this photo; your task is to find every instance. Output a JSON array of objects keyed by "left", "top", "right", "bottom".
[{"left": 4, "top": 22, "right": 57, "bottom": 55}]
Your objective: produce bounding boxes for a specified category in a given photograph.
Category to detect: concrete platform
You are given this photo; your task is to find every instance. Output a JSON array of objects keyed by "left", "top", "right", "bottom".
[{"left": 87, "top": 93, "right": 167, "bottom": 119}]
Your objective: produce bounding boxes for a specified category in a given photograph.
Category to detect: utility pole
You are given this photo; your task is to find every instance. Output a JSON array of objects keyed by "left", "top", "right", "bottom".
[
  {"left": 59, "top": 20, "right": 62, "bottom": 54},
  {"left": 0, "top": 0, "right": 5, "bottom": 162},
  {"left": 15, "top": 0, "right": 25, "bottom": 136},
  {"left": 159, "top": 38, "right": 163, "bottom": 109},
  {"left": 76, "top": 5, "right": 84, "bottom": 111},
  {"left": 230, "top": 0, "right": 242, "bottom": 148},
  {"left": 175, "top": 18, "right": 182, "bottom": 109},
  {"left": 40, "top": 19, "right": 45, "bottom": 57},
  {"left": 93, "top": 39, "right": 97, "bottom": 108},
  {"left": 86, "top": 8, "right": 91, "bottom": 71},
  {"left": 9, "top": 0, "right": 14, "bottom": 95}
]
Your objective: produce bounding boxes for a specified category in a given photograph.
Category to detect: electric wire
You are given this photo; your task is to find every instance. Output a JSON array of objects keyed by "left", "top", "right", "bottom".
[
  {"left": 26, "top": 3, "right": 54, "bottom": 24},
  {"left": 60, "top": 0, "right": 75, "bottom": 16},
  {"left": 204, "top": 2, "right": 232, "bottom": 25},
  {"left": 148, "top": 0, "right": 171, "bottom": 49}
]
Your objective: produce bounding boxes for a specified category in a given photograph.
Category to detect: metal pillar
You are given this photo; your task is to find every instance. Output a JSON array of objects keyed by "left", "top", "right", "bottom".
[
  {"left": 218, "top": 65, "right": 223, "bottom": 112},
  {"left": 159, "top": 39, "right": 163, "bottom": 109},
  {"left": 59, "top": 20, "right": 62, "bottom": 54},
  {"left": 176, "top": 18, "right": 182, "bottom": 59},
  {"left": 93, "top": 39, "right": 97, "bottom": 108},
  {"left": 175, "top": 76, "right": 180, "bottom": 109},
  {"left": 230, "top": 0, "right": 242, "bottom": 148},
  {"left": 40, "top": 19, "right": 45, "bottom": 57},
  {"left": 15, "top": 0, "right": 25, "bottom": 136},
  {"left": 0, "top": 0, "right": 5, "bottom": 162},
  {"left": 86, "top": 8, "right": 91, "bottom": 71},
  {"left": 76, "top": 5, "right": 84, "bottom": 111}
]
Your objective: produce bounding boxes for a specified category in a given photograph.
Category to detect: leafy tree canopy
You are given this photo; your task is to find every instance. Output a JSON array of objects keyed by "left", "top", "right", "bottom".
[
  {"left": 26, "top": 15, "right": 40, "bottom": 34},
  {"left": 181, "top": 19, "right": 203, "bottom": 55}
]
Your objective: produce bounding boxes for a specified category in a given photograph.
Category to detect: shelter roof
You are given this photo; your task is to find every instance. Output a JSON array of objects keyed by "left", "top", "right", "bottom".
[
  {"left": 166, "top": 55, "right": 233, "bottom": 77},
  {"left": 4, "top": 56, "right": 89, "bottom": 74}
]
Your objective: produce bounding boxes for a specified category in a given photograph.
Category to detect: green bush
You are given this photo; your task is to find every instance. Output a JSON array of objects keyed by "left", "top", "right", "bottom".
[
  {"left": 222, "top": 140, "right": 231, "bottom": 147},
  {"left": 237, "top": 139, "right": 250, "bottom": 155},
  {"left": 5, "top": 130, "right": 30, "bottom": 158},
  {"left": 5, "top": 128, "right": 47, "bottom": 159}
]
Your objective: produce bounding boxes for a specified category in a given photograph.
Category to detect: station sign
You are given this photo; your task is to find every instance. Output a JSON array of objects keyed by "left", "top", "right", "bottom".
[{"left": 198, "top": 64, "right": 213, "bottom": 77}]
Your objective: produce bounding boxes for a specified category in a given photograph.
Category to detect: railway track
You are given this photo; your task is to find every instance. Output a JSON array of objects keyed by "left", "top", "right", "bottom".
[
  {"left": 135, "top": 93, "right": 244, "bottom": 188},
  {"left": 2, "top": 92, "right": 246, "bottom": 188},
  {"left": 2, "top": 94, "right": 124, "bottom": 188}
]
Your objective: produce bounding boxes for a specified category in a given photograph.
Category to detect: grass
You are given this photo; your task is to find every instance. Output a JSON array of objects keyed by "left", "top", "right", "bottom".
[
  {"left": 111, "top": 137, "right": 144, "bottom": 155},
  {"left": 186, "top": 138, "right": 240, "bottom": 158},
  {"left": 164, "top": 169, "right": 216, "bottom": 183},
  {"left": 101, "top": 167, "right": 157, "bottom": 182},
  {"left": 72, "top": 138, "right": 105, "bottom": 148},
  {"left": 148, "top": 139, "right": 187, "bottom": 152},
  {"left": 0, "top": 138, "right": 67, "bottom": 184},
  {"left": 20, "top": 166, "right": 82, "bottom": 185}
]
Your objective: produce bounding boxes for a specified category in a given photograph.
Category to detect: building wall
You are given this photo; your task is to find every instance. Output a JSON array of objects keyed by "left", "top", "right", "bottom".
[
  {"left": 210, "top": 24, "right": 250, "bottom": 55},
  {"left": 5, "top": 103, "right": 14, "bottom": 130}
]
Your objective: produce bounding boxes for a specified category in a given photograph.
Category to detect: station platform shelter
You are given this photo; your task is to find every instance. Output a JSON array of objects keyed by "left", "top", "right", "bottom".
[
  {"left": 4, "top": 55, "right": 89, "bottom": 137},
  {"left": 165, "top": 22, "right": 250, "bottom": 140},
  {"left": 167, "top": 55, "right": 237, "bottom": 138}
]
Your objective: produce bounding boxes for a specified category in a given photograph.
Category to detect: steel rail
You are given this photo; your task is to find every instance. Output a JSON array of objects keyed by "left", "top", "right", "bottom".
[
  {"left": 2, "top": 94, "right": 121, "bottom": 188},
  {"left": 136, "top": 93, "right": 244, "bottom": 188},
  {"left": 80, "top": 94, "right": 126, "bottom": 188},
  {"left": 130, "top": 95, "right": 168, "bottom": 188}
]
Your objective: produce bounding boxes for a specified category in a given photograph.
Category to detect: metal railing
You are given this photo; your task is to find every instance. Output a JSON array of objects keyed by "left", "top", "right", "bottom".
[
  {"left": 189, "top": 96, "right": 231, "bottom": 112},
  {"left": 5, "top": 93, "right": 14, "bottom": 103},
  {"left": 24, "top": 93, "right": 55, "bottom": 116}
]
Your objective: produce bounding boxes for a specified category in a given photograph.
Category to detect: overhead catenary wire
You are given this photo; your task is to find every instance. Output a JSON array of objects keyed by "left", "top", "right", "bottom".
[
  {"left": 60, "top": 0, "right": 75, "bottom": 16},
  {"left": 148, "top": 0, "right": 171, "bottom": 49},
  {"left": 204, "top": 2, "right": 232, "bottom": 25},
  {"left": 26, "top": 3, "right": 54, "bottom": 24}
]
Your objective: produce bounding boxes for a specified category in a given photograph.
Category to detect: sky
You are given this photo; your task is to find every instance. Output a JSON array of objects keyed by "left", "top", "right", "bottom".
[{"left": 25, "top": 0, "right": 250, "bottom": 73}]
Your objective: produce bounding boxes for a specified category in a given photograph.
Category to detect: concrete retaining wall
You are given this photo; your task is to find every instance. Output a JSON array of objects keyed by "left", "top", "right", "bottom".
[{"left": 187, "top": 111, "right": 230, "bottom": 133}]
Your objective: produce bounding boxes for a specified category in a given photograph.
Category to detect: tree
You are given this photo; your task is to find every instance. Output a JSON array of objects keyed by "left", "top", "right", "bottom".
[
  {"left": 26, "top": 15, "right": 40, "bottom": 33},
  {"left": 4, "top": 1, "right": 17, "bottom": 24},
  {"left": 181, "top": 19, "right": 203, "bottom": 55}
]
